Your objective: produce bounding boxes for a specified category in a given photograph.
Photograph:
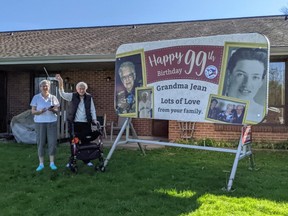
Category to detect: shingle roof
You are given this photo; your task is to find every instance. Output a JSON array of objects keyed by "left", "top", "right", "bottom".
[{"left": 0, "top": 15, "right": 287, "bottom": 59}]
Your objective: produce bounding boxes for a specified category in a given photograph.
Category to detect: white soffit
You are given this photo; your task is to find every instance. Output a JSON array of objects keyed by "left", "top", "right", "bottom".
[
  {"left": 0, "top": 54, "right": 116, "bottom": 65},
  {"left": 270, "top": 46, "right": 288, "bottom": 56}
]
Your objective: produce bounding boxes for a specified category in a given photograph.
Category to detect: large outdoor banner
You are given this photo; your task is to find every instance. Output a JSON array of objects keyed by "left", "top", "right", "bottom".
[{"left": 114, "top": 33, "right": 270, "bottom": 125}]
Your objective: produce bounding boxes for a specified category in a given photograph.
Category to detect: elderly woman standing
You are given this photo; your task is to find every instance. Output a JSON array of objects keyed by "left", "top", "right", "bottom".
[
  {"left": 30, "top": 80, "right": 60, "bottom": 171},
  {"left": 55, "top": 74, "right": 97, "bottom": 167}
]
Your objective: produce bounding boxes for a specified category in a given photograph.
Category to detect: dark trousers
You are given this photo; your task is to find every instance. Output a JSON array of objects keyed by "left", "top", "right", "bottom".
[{"left": 69, "top": 122, "right": 92, "bottom": 164}]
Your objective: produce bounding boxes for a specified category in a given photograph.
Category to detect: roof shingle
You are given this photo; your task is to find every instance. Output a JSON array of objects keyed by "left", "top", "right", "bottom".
[{"left": 0, "top": 16, "right": 287, "bottom": 59}]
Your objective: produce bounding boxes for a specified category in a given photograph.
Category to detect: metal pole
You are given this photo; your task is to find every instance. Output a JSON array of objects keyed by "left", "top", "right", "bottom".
[
  {"left": 104, "top": 118, "right": 129, "bottom": 167},
  {"left": 227, "top": 133, "right": 243, "bottom": 191},
  {"left": 129, "top": 120, "right": 146, "bottom": 155}
]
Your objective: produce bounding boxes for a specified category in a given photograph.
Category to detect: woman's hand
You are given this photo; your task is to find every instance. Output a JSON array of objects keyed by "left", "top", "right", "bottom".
[
  {"left": 40, "top": 108, "right": 47, "bottom": 114},
  {"left": 48, "top": 106, "right": 58, "bottom": 114},
  {"left": 55, "top": 74, "right": 64, "bottom": 89},
  {"left": 31, "top": 106, "right": 48, "bottom": 115},
  {"left": 55, "top": 74, "right": 63, "bottom": 82}
]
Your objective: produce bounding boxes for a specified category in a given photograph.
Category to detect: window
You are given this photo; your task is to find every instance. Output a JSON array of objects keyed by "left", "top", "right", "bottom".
[
  {"left": 265, "top": 62, "right": 285, "bottom": 124},
  {"left": 34, "top": 76, "right": 58, "bottom": 96}
]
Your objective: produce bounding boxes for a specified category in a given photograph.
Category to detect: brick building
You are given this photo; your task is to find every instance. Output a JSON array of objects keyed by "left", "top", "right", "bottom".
[{"left": 0, "top": 15, "right": 288, "bottom": 143}]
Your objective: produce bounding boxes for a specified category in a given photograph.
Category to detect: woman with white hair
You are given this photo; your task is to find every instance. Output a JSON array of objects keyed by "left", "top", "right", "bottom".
[
  {"left": 30, "top": 79, "right": 60, "bottom": 171},
  {"left": 138, "top": 91, "right": 152, "bottom": 118},
  {"left": 55, "top": 74, "right": 97, "bottom": 167}
]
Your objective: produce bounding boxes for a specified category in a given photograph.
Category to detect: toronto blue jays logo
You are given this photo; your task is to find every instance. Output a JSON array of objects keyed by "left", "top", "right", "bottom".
[
  {"left": 204, "top": 65, "right": 218, "bottom": 79},
  {"left": 126, "top": 93, "right": 134, "bottom": 104}
]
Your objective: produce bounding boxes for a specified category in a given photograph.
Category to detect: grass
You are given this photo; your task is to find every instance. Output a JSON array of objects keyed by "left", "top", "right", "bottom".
[{"left": 0, "top": 142, "right": 287, "bottom": 216}]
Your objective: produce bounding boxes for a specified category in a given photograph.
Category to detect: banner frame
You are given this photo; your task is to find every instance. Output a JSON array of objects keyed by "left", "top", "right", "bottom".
[{"left": 104, "top": 118, "right": 255, "bottom": 191}]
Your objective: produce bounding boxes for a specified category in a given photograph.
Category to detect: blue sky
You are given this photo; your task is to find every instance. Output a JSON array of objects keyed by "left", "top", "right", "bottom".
[{"left": 1, "top": 0, "right": 287, "bottom": 32}]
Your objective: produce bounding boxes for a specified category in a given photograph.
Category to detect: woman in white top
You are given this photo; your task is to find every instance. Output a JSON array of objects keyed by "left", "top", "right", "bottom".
[
  {"left": 138, "top": 91, "right": 152, "bottom": 118},
  {"left": 30, "top": 80, "right": 60, "bottom": 171}
]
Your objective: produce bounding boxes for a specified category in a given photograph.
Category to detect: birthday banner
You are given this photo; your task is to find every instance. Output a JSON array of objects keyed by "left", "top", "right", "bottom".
[{"left": 114, "top": 33, "right": 270, "bottom": 125}]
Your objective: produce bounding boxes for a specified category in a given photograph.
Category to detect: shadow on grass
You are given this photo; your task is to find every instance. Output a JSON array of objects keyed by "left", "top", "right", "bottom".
[
  {"left": 102, "top": 147, "right": 288, "bottom": 215},
  {"left": 0, "top": 143, "right": 287, "bottom": 215}
]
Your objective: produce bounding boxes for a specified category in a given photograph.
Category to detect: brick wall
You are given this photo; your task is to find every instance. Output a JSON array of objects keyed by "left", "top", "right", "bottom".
[
  {"left": 7, "top": 71, "right": 31, "bottom": 121},
  {"left": 169, "top": 121, "right": 288, "bottom": 143},
  {"left": 132, "top": 119, "right": 153, "bottom": 136},
  {"left": 7, "top": 68, "right": 288, "bottom": 141},
  {"left": 6, "top": 68, "right": 152, "bottom": 136},
  {"left": 58, "top": 69, "right": 152, "bottom": 136}
]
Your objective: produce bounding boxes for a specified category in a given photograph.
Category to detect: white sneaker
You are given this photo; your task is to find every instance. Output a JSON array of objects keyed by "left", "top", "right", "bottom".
[
  {"left": 87, "top": 162, "right": 93, "bottom": 167},
  {"left": 66, "top": 163, "right": 70, "bottom": 168}
]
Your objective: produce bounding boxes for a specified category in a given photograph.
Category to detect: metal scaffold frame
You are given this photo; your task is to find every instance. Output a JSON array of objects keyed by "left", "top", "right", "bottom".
[{"left": 104, "top": 118, "right": 255, "bottom": 191}]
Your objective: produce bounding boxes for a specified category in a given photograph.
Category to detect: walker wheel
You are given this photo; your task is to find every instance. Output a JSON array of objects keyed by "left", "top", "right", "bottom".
[
  {"left": 100, "top": 166, "right": 106, "bottom": 172},
  {"left": 70, "top": 165, "right": 78, "bottom": 173},
  {"left": 95, "top": 165, "right": 105, "bottom": 172}
]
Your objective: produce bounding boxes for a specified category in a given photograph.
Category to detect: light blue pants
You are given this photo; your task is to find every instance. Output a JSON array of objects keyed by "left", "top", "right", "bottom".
[{"left": 35, "top": 122, "right": 57, "bottom": 157}]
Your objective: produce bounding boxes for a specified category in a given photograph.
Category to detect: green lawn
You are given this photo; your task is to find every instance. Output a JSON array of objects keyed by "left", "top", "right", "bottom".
[{"left": 0, "top": 142, "right": 287, "bottom": 216}]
